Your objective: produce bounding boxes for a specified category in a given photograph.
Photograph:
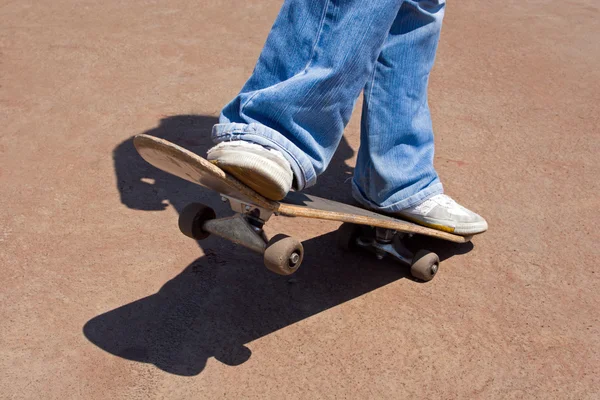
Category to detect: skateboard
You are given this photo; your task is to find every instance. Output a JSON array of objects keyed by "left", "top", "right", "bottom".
[{"left": 133, "top": 134, "right": 472, "bottom": 281}]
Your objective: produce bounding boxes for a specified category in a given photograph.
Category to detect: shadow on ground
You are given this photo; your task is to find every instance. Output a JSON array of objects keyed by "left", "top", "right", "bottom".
[{"left": 83, "top": 114, "right": 472, "bottom": 376}]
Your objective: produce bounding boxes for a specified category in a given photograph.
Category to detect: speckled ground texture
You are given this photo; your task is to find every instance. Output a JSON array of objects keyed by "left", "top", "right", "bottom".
[{"left": 1, "top": 0, "right": 599, "bottom": 398}]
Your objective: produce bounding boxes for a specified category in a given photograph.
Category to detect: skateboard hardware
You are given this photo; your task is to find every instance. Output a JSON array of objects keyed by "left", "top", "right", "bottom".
[
  {"left": 202, "top": 215, "right": 268, "bottom": 254},
  {"left": 134, "top": 134, "right": 471, "bottom": 281},
  {"left": 355, "top": 229, "right": 414, "bottom": 266},
  {"left": 222, "top": 196, "right": 273, "bottom": 222},
  {"left": 336, "top": 223, "right": 440, "bottom": 281},
  {"left": 376, "top": 227, "right": 396, "bottom": 243}
]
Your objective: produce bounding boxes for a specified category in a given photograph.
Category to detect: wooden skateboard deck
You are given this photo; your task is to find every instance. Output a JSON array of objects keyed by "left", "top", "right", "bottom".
[{"left": 134, "top": 134, "right": 470, "bottom": 244}]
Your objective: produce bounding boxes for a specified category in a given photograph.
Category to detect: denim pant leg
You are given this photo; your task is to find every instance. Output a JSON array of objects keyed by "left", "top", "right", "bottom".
[
  {"left": 213, "top": 0, "right": 403, "bottom": 190},
  {"left": 352, "top": 0, "right": 446, "bottom": 212}
]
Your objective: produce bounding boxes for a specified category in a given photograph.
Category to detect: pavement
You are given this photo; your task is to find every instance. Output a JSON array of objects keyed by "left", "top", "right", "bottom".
[{"left": 1, "top": 0, "right": 599, "bottom": 398}]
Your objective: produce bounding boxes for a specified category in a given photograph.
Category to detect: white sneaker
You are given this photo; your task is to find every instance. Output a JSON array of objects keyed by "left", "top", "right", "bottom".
[
  {"left": 396, "top": 194, "right": 488, "bottom": 235},
  {"left": 207, "top": 141, "right": 293, "bottom": 201}
]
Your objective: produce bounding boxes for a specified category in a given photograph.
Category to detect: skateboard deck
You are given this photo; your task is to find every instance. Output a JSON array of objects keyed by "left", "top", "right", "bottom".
[{"left": 133, "top": 134, "right": 469, "bottom": 244}]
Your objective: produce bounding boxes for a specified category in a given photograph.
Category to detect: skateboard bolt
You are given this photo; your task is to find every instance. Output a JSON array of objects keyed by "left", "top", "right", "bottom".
[
  {"left": 430, "top": 264, "right": 439, "bottom": 275},
  {"left": 245, "top": 205, "right": 251, "bottom": 211},
  {"left": 289, "top": 252, "right": 300, "bottom": 265}
]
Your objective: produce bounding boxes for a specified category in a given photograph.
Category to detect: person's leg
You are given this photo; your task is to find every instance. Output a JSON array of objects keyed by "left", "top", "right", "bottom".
[
  {"left": 353, "top": 0, "right": 445, "bottom": 212},
  {"left": 353, "top": 0, "right": 487, "bottom": 235},
  {"left": 212, "top": 0, "right": 404, "bottom": 196}
]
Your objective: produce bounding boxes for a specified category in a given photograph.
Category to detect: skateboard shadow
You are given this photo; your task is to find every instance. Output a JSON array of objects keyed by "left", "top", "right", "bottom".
[
  {"left": 89, "top": 114, "right": 473, "bottom": 376},
  {"left": 84, "top": 232, "right": 411, "bottom": 376},
  {"left": 113, "top": 115, "right": 223, "bottom": 214}
]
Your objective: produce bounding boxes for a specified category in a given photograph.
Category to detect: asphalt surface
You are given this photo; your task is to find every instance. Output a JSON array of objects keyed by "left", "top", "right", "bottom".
[{"left": 1, "top": 0, "right": 599, "bottom": 398}]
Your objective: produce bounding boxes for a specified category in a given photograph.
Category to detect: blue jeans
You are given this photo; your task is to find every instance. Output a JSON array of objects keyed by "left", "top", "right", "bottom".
[{"left": 213, "top": 0, "right": 446, "bottom": 212}]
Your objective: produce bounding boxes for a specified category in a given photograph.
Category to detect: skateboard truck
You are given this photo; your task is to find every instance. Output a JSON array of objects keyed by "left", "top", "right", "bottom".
[
  {"left": 338, "top": 224, "right": 440, "bottom": 281},
  {"left": 178, "top": 198, "right": 304, "bottom": 276},
  {"left": 203, "top": 215, "right": 267, "bottom": 254},
  {"left": 356, "top": 228, "right": 414, "bottom": 265}
]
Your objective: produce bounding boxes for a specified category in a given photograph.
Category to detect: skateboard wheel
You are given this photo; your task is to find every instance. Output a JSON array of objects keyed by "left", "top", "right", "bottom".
[
  {"left": 178, "top": 203, "right": 216, "bottom": 240},
  {"left": 337, "top": 222, "right": 360, "bottom": 251},
  {"left": 264, "top": 234, "right": 304, "bottom": 276},
  {"left": 410, "top": 250, "right": 440, "bottom": 282}
]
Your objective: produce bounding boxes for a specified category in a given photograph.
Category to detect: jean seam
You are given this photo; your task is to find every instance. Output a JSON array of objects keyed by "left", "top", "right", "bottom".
[
  {"left": 365, "top": 58, "right": 380, "bottom": 128},
  {"left": 302, "top": 0, "right": 331, "bottom": 72},
  {"left": 276, "top": 0, "right": 332, "bottom": 124},
  {"left": 357, "top": 43, "right": 383, "bottom": 188},
  {"left": 239, "top": 0, "right": 331, "bottom": 115}
]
